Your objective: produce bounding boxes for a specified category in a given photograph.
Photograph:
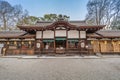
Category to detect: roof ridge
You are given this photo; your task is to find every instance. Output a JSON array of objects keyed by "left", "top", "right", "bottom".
[
  {"left": 95, "top": 32, "right": 104, "bottom": 37},
  {"left": 0, "top": 30, "right": 24, "bottom": 32},
  {"left": 100, "top": 30, "right": 120, "bottom": 31},
  {"left": 36, "top": 20, "right": 86, "bottom": 23},
  {"left": 20, "top": 32, "right": 28, "bottom": 36}
]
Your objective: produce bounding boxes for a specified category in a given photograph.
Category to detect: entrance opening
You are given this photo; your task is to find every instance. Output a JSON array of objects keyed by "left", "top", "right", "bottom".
[
  {"left": 55, "top": 37, "right": 66, "bottom": 53},
  {"left": 55, "top": 37, "right": 66, "bottom": 49}
]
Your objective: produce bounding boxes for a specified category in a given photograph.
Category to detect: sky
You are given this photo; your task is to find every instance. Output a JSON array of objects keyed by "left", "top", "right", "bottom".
[{"left": 5, "top": 0, "right": 89, "bottom": 20}]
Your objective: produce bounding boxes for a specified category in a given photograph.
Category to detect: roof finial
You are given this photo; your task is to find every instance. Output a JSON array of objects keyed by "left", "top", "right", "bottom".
[{"left": 57, "top": 14, "right": 69, "bottom": 21}]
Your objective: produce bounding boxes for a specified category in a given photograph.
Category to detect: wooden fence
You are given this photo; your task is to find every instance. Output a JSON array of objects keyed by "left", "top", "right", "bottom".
[{"left": 91, "top": 40, "right": 120, "bottom": 53}]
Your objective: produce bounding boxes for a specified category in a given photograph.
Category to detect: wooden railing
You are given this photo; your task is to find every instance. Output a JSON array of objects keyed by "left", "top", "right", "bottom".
[{"left": 6, "top": 49, "right": 34, "bottom": 55}]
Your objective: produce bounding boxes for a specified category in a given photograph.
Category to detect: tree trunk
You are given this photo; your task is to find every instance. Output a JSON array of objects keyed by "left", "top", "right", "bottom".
[{"left": 3, "top": 14, "right": 7, "bottom": 30}]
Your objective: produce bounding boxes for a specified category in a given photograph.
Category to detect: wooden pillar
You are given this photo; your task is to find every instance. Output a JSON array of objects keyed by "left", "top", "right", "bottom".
[
  {"left": 21, "top": 39, "right": 25, "bottom": 49},
  {"left": 79, "top": 30, "right": 80, "bottom": 42},
  {"left": 118, "top": 40, "right": 120, "bottom": 52},
  {"left": 98, "top": 39, "right": 101, "bottom": 53},
  {"left": 3, "top": 39, "right": 9, "bottom": 56},
  {"left": 20, "top": 39, "right": 23, "bottom": 55},
  {"left": 6, "top": 39, "right": 9, "bottom": 50},
  {"left": 91, "top": 40, "right": 94, "bottom": 52},
  {"left": 41, "top": 30, "right": 43, "bottom": 54},
  {"left": 28, "top": 41, "right": 31, "bottom": 48},
  {"left": 79, "top": 30, "right": 81, "bottom": 55},
  {"left": 14, "top": 41, "right": 17, "bottom": 47},
  {"left": 111, "top": 39, "right": 114, "bottom": 52},
  {"left": 54, "top": 28, "right": 56, "bottom": 53},
  {"left": 66, "top": 29, "right": 68, "bottom": 51},
  {"left": 104, "top": 40, "right": 107, "bottom": 52},
  {"left": 35, "top": 38, "right": 37, "bottom": 54}
]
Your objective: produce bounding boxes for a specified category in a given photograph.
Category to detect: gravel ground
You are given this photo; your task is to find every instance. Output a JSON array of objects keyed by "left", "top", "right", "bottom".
[{"left": 0, "top": 58, "right": 120, "bottom": 80}]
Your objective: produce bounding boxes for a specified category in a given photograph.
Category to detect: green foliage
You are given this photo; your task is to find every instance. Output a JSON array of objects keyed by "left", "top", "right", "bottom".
[
  {"left": 39, "top": 14, "right": 70, "bottom": 21},
  {"left": 19, "top": 14, "right": 70, "bottom": 25},
  {"left": 18, "top": 16, "right": 40, "bottom": 25}
]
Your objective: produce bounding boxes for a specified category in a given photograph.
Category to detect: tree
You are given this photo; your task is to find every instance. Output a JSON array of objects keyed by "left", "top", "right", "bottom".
[
  {"left": 18, "top": 16, "right": 40, "bottom": 25},
  {"left": 111, "top": 14, "right": 120, "bottom": 29},
  {"left": 19, "top": 14, "right": 70, "bottom": 25},
  {"left": 0, "top": 0, "right": 28, "bottom": 30},
  {"left": 0, "top": 1, "right": 14, "bottom": 30},
  {"left": 39, "top": 14, "right": 70, "bottom": 21},
  {"left": 86, "top": 0, "right": 120, "bottom": 29},
  {"left": 111, "top": 0, "right": 120, "bottom": 29}
]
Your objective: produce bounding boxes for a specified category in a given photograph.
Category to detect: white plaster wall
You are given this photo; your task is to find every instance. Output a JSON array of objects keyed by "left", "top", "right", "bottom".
[
  {"left": 43, "top": 31, "right": 54, "bottom": 38},
  {"left": 68, "top": 30, "right": 79, "bottom": 38},
  {"left": 80, "top": 31, "right": 86, "bottom": 38},
  {"left": 36, "top": 31, "right": 42, "bottom": 39},
  {"left": 55, "top": 30, "right": 66, "bottom": 37}
]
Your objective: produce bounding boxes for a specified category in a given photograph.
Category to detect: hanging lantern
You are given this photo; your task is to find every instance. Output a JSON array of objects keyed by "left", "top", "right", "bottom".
[
  {"left": 119, "top": 41, "right": 120, "bottom": 44},
  {"left": 91, "top": 41, "right": 94, "bottom": 44},
  {"left": 104, "top": 41, "right": 107, "bottom": 44},
  {"left": 98, "top": 41, "right": 100, "bottom": 44},
  {"left": 112, "top": 41, "right": 114, "bottom": 44},
  {"left": 14, "top": 41, "right": 17, "bottom": 45},
  {"left": 29, "top": 41, "right": 31, "bottom": 44},
  {"left": 7, "top": 41, "right": 9, "bottom": 45},
  {"left": 22, "top": 41, "right": 24, "bottom": 44}
]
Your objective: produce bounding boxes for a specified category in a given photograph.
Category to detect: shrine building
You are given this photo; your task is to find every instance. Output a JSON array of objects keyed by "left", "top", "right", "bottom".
[{"left": 0, "top": 19, "right": 120, "bottom": 56}]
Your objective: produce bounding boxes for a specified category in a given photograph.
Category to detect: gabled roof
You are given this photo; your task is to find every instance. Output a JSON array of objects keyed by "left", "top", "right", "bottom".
[
  {"left": 36, "top": 21, "right": 53, "bottom": 26},
  {"left": 18, "top": 20, "right": 105, "bottom": 33},
  {"left": 36, "top": 20, "right": 87, "bottom": 26}
]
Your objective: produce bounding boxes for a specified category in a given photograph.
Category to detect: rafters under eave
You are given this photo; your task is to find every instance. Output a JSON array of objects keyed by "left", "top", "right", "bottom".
[{"left": 17, "top": 21, "right": 105, "bottom": 33}]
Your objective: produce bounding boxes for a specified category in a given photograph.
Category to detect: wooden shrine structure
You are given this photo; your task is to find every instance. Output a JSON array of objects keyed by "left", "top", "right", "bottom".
[{"left": 0, "top": 20, "right": 120, "bottom": 55}]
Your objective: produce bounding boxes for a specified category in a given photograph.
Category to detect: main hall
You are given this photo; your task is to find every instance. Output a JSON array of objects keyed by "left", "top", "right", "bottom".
[{"left": 0, "top": 19, "right": 120, "bottom": 55}]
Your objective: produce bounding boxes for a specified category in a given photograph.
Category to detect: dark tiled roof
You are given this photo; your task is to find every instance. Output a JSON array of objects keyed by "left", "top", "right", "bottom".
[
  {"left": 18, "top": 21, "right": 105, "bottom": 33},
  {"left": 87, "top": 30, "right": 120, "bottom": 38},
  {"left": 36, "top": 21, "right": 53, "bottom": 26},
  {"left": 36, "top": 20, "right": 87, "bottom": 26},
  {"left": 87, "top": 33, "right": 101, "bottom": 38},
  {"left": 0, "top": 31, "right": 25, "bottom": 37},
  {"left": 96, "top": 30, "right": 120, "bottom": 38},
  {"left": 0, "top": 30, "right": 120, "bottom": 39},
  {"left": 69, "top": 21, "right": 87, "bottom": 26},
  {"left": 0, "top": 31, "right": 35, "bottom": 39}
]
